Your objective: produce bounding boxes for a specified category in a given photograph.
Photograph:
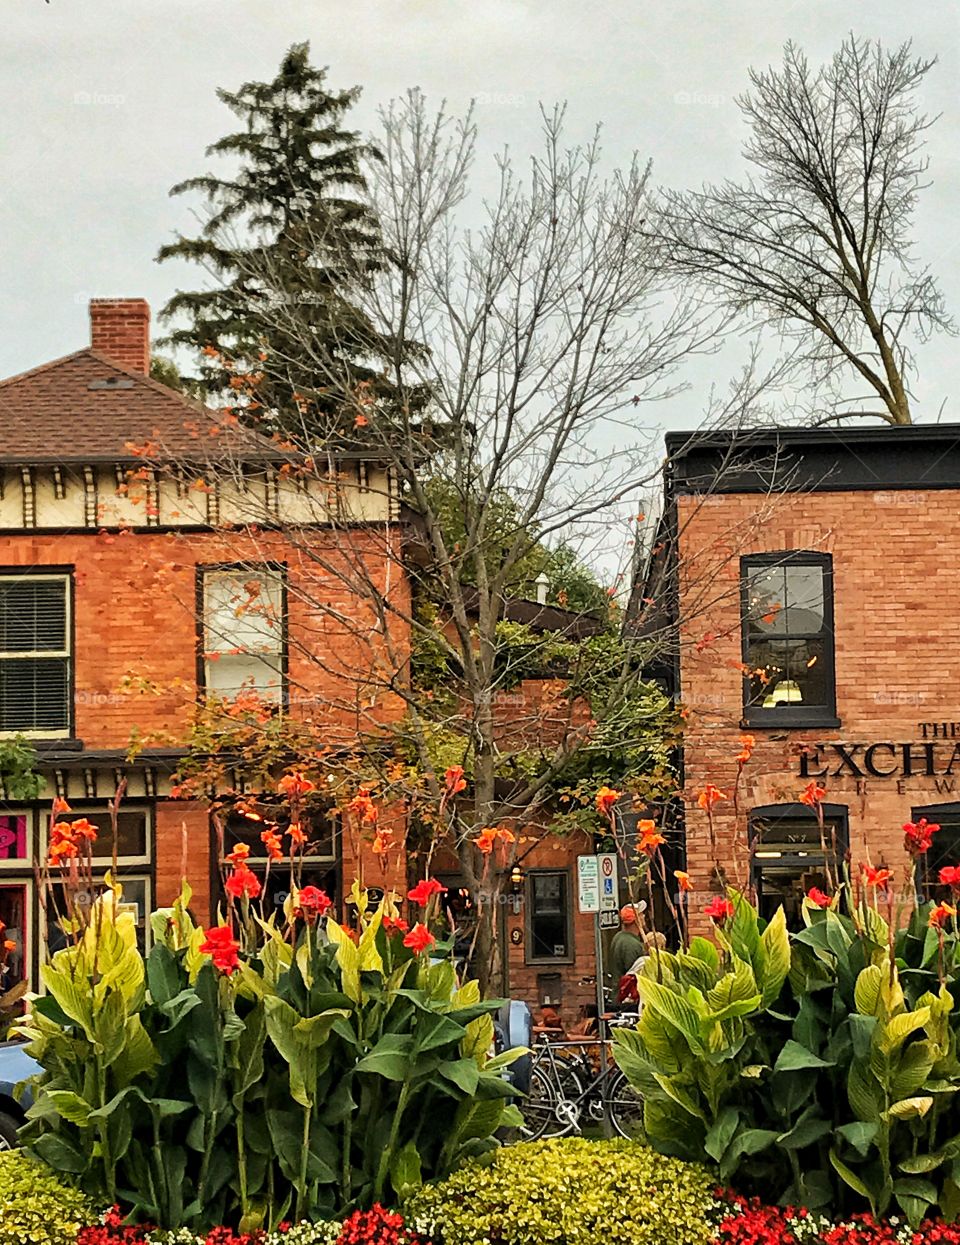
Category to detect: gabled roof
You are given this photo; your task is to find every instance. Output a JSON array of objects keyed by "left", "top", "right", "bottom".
[{"left": 0, "top": 348, "right": 278, "bottom": 464}]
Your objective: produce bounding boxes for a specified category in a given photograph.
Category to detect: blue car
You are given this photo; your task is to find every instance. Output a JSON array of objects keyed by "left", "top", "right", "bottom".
[{"left": 0, "top": 1038, "right": 39, "bottom": 1149}]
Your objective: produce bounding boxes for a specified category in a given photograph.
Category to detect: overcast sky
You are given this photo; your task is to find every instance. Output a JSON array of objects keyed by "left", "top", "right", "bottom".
[{"left": 2, "top": 0, "right": 958, "bottom": 434}]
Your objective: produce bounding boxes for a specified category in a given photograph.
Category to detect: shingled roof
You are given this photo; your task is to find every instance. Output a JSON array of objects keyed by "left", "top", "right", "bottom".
[{"left": 0, "top": 348, "right": 278, "bottom": 464}]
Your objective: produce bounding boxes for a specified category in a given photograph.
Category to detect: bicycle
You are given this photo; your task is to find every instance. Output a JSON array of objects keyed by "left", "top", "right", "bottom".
[{"left": 519, "top": 1013, "right": 644, "bottom": 1141}]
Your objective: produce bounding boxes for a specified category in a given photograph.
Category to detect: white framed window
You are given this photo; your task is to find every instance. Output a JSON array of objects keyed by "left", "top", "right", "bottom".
[
  {"left": 0, "top": 810, "right": 31, "bottom": 870},
  {"left": 202, "top": 567, "right": 284, "bottom": 702},
  {"left": 44, "top": 874, "right": 153, "bottom": 958},
  {"left": 41, "top": 805, "right": 152, "bottom": 868},
  {"left": 0, "top": 573, "right": 71, "bottom": 737}
]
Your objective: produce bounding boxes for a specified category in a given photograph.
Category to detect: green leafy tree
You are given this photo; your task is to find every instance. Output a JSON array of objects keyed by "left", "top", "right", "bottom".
[{"left": 157, "top": 43, "right": 406, "bottom": 436}]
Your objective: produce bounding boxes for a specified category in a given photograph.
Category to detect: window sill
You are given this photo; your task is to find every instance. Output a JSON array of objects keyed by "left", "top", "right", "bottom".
[
  {"left": 741, "top": 715, "right": 841, "bottom": 732},
  {"left": 524, "top": 956, "right": 575, "bottom": 967}
]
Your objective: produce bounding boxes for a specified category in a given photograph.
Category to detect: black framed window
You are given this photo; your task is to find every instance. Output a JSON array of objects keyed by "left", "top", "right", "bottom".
[
  {"left": 0, "top": 574, "right": 71, "bottom": 736},
  {"left": 913, "top": 803, "right": 960, "bottom": 901},
  {"left": 200, "top": 567, "right": 285, "bottom": 702},
  {"left": 526, "top": 870, "right": 572, "bottom": 963},
  {"left": 741, "top": 552, "right": 837, "bottom": 727},
  {"left": 750, "top": 803, "right": 848, "bottom": 928}
]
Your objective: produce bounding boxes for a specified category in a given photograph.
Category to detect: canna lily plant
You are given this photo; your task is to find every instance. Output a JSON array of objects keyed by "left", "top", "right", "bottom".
[{"left": 19, "top": 783, "right": 521, "bottom": 1235}]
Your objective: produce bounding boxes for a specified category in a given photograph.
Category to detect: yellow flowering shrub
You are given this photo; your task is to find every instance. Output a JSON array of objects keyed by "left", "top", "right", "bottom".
[
  {"left": 0, "top": 1151, "right": 97, "bottom": 1245},
  {"left": 405, "top": 1137, "right": 715, "bottom": 1245}
]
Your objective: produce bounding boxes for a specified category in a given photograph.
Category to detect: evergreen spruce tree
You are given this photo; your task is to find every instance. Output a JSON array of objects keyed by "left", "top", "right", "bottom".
[{"left": 157, "top": 43, "right": 403, "bottom": 438}]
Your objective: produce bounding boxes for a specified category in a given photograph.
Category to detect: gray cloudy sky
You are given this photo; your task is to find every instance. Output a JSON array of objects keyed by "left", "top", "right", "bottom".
[{"left": 2, "top": 0, "right": 958, "bottom": 432}]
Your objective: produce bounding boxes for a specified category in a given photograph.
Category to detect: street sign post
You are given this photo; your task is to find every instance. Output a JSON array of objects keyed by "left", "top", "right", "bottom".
[
  {"left": 576, "top": 854, "right": 600, "bottom": 913},
  {"left": 597, "top": 852, "right": 619, "bottom": 911}
]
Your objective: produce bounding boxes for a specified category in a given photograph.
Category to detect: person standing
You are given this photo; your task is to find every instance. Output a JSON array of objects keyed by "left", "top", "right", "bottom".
[{"left": 607, "top": 905, "right": 646, "bottom": 1000}]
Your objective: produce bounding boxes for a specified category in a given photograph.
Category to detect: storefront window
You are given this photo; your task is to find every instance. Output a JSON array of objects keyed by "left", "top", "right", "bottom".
[
  {"left": 526, "top": 870, "right": 572, "bottom": 963},
  {"left": 750, "top": 806, "right": 847, "bottom": 928},
  {"left": 0, "top": 814, "right": 29, "bottom": 864},
  {"left": 914, "top": 803, "right": 960, "bottom": 901},
  {"left": 741, "top": 553, "right": 836, "bottom": 726}
]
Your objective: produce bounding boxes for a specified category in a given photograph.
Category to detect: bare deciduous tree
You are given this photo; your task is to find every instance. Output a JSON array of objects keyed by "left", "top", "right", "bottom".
[{"left": 657, "top": 35, "right": 953, "bottom": 426}]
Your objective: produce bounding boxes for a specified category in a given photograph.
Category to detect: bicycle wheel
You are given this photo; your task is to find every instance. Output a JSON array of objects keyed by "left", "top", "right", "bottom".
[
  {"left": 520, "top": 1064, "right": 585, "bottom": 1140},
  {"left": 606, "top": 1069, "right": 645, "bottom": 1140}
]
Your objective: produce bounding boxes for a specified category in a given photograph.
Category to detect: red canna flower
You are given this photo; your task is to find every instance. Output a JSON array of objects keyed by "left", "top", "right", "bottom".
[
  {"left": 799, "top": 781, "right": 827, "bottom": 807},
  {"left": 939, "top": 864, "right": 960, "bottom": 891},
  {"left": 697, "top": 784, "right": 728, "bottom": 811},
  {"left": 595, "top": 786, "right": 622, "bottom": 818},
  {"left": 225, "top": 862, "right": 261, "bottom": 900},
  {"left": 199, "top": 924, "right": 241, "bottom": 975},
  {"left": 382, "top": 915, "right": 409, "bottom": 935},
  {"left": 403, "top": 923, "right": 436, "bottom": 954},
  {"left": 904, "top": 817, "right": 941, "bottom": 857},
  {"left": 704, "top": 896, "right": 735, "bottom": 923},
  {"left": 407, "top": 878, "right": 447, "bottom": 906},
  {"left": 277, "top": 771, "right": 316, "bottom": 799},
  {"left": 294, "top": 885, "right": 332, "bottom": 923},
  {"left": 806, "top": 887, "right": 832, "bottom": 908},
  {"left": 930, "top": 901, "right": 957, "bottom": 930},
  {"left": 861, "top": 863, "right": 892, "bottom": 890},
  {"left": 443, "top": 765, "right": 467, "bottom": 798}
]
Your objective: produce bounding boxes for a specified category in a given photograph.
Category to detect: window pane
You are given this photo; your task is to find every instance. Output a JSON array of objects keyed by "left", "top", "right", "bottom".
[
  {"left": 0, "top": 885, "right": 28, "bottom": 987},
  {"left": 221, "top": 805, "right": 335, "bottom": 862},
  {"left": 0, "top": 657, "right": 69, "bottom": 730},
  {"left": 0, "top": 579, "right": 66, "bottom": 653},
  {"left": 746, "top": 635, "right": 828, "bottom": 708},
  {"left": 46, "top": 810, "right": 148, "bottom": 860},
  {"left": 205, "top": 653, "right": 283, "bottom": 701},
  {"left": 204, "top": 571, "right": 282, "bottom": 656},
  {"left": 0, "top": 815, "right": 28, "bottom": 863},
  {"left": 752, "top": 816, "right": 842, "bottom": 929},
  {"left": 920, "top": 822, "right": 960, "bottom": 901},
  {"left": 746, "top": 563, "right": 824, "bottom": 637},
  {"left": 530, "top": 873, "right": 569, "bottom": 958}
]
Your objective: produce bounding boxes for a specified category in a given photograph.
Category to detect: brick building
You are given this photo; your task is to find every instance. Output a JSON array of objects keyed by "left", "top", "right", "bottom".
[
  {"left": 0, "top": 298, "right": 408, "bottom": 987},
  {"left": 0, "top": 298, "right": 606, "bottom": 1013},
  {"left": 662, "top": 424, "right": 960, "bottom": 928}
]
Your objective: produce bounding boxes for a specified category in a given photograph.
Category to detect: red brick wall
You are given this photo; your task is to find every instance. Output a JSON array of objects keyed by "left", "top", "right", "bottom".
[
  {"left": 677, "top": 488, "right": 960, "bottom": 924},
  {"left": 89, "top": 298, "right": 150, "bottom": 374}
]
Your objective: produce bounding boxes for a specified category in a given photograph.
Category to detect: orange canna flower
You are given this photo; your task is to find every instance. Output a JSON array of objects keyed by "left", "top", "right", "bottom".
[
  {"left": 443, "top": 766, "right": 467, "bottom": 798},
  {"left": 735, "top": 735, "right": 755, "bottom": 765},
  {"left": 638, "top": 820, "right": 665, "bottom": 854},
  {"left": 277, "top": 772, "right": 316, "bottom": 799},
  {"left": 259, "top": 828, "right": 283, "bottom": 862},
  {"left": 226, "top": 842, "right": 251, "bottom": 867},
  {"left": 930, "top": 902, "right": 957, "bottom": 929},
  {"left": 799, "top": 781, "right": 827, "bottom": 807},
  {"left": 2, "top": 940, "right": 14, "bottom": 954},
  {"left": 697, "top": 785, "right": 728, "bottom": 811},
  {"left": 595, "top": 786, "right": 622, "bottom": 818},
  {"left": 347, "top": 788, "right": 378, "bottom": 826},
  {"left": 674, "top": 870, "right": 691, "bottom": 893},
  {"left": 51, "top": 797, "right": 71, "bottom": 815},
  {"left": 372, "top": 829, "right": 395, "bottom": 857},
  {"left": 474, "top": 826, "right": 499, "bottom": 855},
  {"left": 861, "top": 864, "right": 892, "bottom": 890},
  {"left": 287, "top": 822, "right": 308, "bottom": 848}
]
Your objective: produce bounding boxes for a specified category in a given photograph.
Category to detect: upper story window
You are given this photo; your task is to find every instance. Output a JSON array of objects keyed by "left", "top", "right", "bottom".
[
  {"left": 0, "top": 573, "right": 71, "bottom": 737},
  {"left": 741, "top": 552, "right": 837, "bottom": 727},
  {"left": 201, "top": 567, "right": 285, "bottom": 702}
]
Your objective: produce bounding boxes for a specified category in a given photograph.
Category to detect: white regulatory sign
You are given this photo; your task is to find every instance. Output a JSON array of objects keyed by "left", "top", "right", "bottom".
[
  {"left": 576, "top": 854, "right": 600, "bottom": 913},
  {"left": 597, "top": 852, "right": 619, "bottom": 911}
]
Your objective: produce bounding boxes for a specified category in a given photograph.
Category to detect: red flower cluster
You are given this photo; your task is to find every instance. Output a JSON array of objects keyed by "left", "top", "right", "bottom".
[
  {"left": 806, "top": 887, "right": 832, "bottom": 908},
  {"left": 408, "top": 878, "right": 446, "bottom": 906},
  {"left": 904, "top": 817, "right": 941, "bottom": 857},
  {"left": 277, "top": 771, "right": 316, "bottom": 799},
  {"left": 713, "top": 1193, "right": 801, "bottom": 1245},
  {"left": 822, "top": 1214, "right": 960, "bottom": 1245},
  {"left": 941, "top": 865, "right": 960, "bottom": 891},
  {"left": 336, "top": 1204, "right": 411, "bottom": 1245},
  {"left": 705, "top": 896, "right": 736, "bottom": 924},
  {"left": 294, "top": 885, "right": 332, "bottom": 923},
  {"left": 225, "top": 862, "right": 261, "bottom": 900},
  {"left": 199, "top": 925, "right": 241, "bottom": 975},
  {"left": 402, "top": 922, "right": 435, "bottom": 954}
]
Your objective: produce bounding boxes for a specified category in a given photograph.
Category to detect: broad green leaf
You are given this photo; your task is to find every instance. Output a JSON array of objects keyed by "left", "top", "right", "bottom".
[
  {"left": 879, "top": 1008, "right": 930, "bottom": 1055},
  {"left": 637, "top": 978, "right": 704, "bottom": 1053},
  {"left": 855, "top": 965, "right": 884, "bottom": 1018},
  {"left": 884, "top": 1096, "right": 933, "bottom": 1121},
  {"left": 758, "top": 907, "right": 790, "bottom": 1006},
  {"left": 356, "top": 1034, "right": 414, "bottom": 1081},
  {"left": 773, "top": 1040, "right": 834, "bottom": 1073},
  {"left": 45, "top": 1089, "right": 92, "bottom": 1127},
  {"left": 831, "top": 1149, "right": 875, "bottom": 1202},
  {"left": 778, "top": 1109, "right": 831, "bottom": 1151},
  {"left": 326, "top": 919, "right": 361, "bottom": 1002},
  {"left": 837, "top": 1121, "right": 878, "bottom": 1157},
  {"left": 704, "top": 1106, "right": 739, "bottom": 1161},
  {"left": 439, "top": 1057, "right": 481, "bottom": 1095},
  {"left": 390, "top": 1140, "right": 422, "bottom": 1200}
]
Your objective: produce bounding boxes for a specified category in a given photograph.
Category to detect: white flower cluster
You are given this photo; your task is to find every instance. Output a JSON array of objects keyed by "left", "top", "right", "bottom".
[{"left": 134, "top": 1221, "right": 345, "bottom": 1245}]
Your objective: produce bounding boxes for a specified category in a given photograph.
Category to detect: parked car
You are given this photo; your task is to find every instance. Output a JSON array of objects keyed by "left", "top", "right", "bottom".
[{"left": 0, "top": 1037, "right": 39, "bottom": 1149}]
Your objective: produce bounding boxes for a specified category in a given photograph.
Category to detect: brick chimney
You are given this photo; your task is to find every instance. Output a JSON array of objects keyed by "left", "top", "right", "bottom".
[{"left": 89, "top": 298, "right": 150, "bottom": 374}]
